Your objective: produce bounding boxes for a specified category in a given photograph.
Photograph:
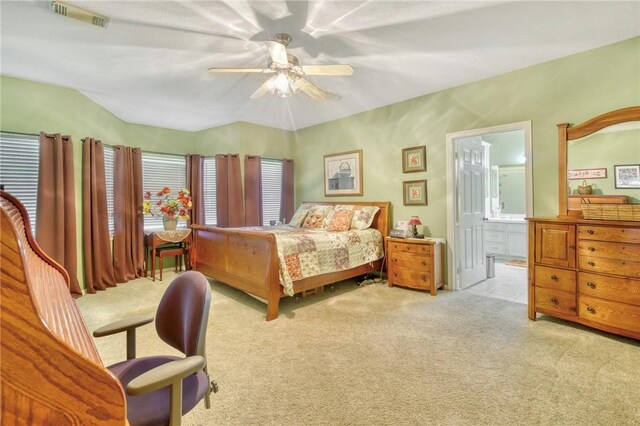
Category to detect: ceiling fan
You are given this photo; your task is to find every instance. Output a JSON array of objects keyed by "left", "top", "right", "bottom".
[{"left": 207, "top": 33, "right": 353, "bottom": 101}]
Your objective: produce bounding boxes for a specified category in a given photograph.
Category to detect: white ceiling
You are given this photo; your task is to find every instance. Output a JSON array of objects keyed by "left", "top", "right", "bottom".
[{"left": 1, "top": 1, "right": 639, "bottom": 132}]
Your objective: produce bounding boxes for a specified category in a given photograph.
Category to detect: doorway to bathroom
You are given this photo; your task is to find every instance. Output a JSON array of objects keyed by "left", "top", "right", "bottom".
[{"left": 445, "top": 121, "right": 532, "bottom": 304}]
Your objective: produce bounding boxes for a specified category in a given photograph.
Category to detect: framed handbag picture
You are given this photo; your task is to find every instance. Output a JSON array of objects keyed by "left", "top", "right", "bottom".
[
  {"left": 324, "top": 150, "right": 363, "bottom": 196},
  {"left": 402, "top": 146, "right": 426, "bottom": 173}
]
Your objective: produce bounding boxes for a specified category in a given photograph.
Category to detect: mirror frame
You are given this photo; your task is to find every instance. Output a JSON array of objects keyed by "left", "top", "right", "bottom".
[{"left": 557, "top": 106, "right": 640, "bottom": 217}]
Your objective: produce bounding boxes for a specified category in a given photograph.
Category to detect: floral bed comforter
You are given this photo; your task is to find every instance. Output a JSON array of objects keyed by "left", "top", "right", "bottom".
[{"left": 241, "top": 225, "right": 384, "bottom": 296}]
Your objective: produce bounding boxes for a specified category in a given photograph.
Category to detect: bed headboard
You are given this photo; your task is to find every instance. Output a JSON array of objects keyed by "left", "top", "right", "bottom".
[{"left": 300, "top": 201, "right": 391, "bottom": 238}]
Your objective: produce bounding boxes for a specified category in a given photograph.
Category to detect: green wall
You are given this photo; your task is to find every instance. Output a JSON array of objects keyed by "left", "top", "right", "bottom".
[
  {"left": 0, "top": 76, "right": 294, "bottom": 291},
  {"left": 293, "top": 37, "right": 640, "bottom": 238},
  {"left": 1, "top": 36, "right": 639, "bottom": 290}
]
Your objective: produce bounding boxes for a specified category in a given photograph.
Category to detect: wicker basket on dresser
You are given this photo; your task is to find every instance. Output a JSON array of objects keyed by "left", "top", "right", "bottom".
[{"left": 528, "top": 217, "right": 640, "bottom": 339}]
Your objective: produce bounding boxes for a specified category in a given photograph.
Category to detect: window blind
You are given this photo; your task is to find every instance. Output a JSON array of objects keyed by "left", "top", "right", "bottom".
[
  {"left": 203, "top": 157, "right": 217, "bottom": 226},
  {"left": 261, "top": 158, "right": 283, "bottom": 226},
  {"left": 0, "top": 132, "right": 40, "bottom": 231},
  {"left": 103, "top": 144, "right": 115, "bottom": 235},
  {"left": 141, "top": 151, "right": 187, "bottom": 230}
]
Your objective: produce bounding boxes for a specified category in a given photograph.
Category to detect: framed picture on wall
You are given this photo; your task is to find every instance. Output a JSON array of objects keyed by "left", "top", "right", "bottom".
[
  {"left": 403, "top": 180, "right": 427, "bottom": 205},
  {"left": 614, "top": 164, "right": 640, "bottom": 189},
  {"left": 324, "top": 150, "right": 363, "bottom": 196},
  {"left": 402, "top": 146, "right": 426, "bottom": 173}
]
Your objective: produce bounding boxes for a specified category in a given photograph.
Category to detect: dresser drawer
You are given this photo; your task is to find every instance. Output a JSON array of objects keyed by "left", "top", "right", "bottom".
[
  {"left": 578, "top": 240, "right": 640, "bottom": 261},
  {"left": 485, "top": 231, "right": 506, "bottom": 243},
  {"left": 579, "top": 256, "right": 640, "bottom": 279},
  {"left": 578, "top": 225, "right": 640, "bottom": 244},
  {"left": 579, "top": 272, "right": 640, "bottom": 306},
  {"left": 535, "top": 265, "right": 576, "bottom": 293},
  {"left": 389, "top": 266, "right": 431, "bottom": 290},
  {"left": 389, "top": 241, "right": 431, "bottom": 255},
  {"left": 579, "top": 295, "right": 640, "bottom": 333},
  {"left": 389, "top": 252, "right": 431, "bottom": 271},
  {"left": 535, "top": 287, "right": 576, "bottom": 316}
]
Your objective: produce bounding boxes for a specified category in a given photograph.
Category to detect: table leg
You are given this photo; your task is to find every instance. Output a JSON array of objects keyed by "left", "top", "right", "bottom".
[{"left": 151, "top": 247, "right": 156, "bottom": 282}]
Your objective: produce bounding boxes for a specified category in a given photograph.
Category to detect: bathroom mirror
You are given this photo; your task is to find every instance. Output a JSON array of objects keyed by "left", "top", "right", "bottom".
[
  {"left": 558, "top": 106, "right": 640, "bottom": 217},
  {"left": 497, "top": 165, "right": 526, "bottom": 214}
]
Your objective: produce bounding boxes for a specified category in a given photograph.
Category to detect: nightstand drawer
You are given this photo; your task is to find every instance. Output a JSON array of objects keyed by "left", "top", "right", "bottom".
[
  {"left": 389, "top": 252, "right": 431, "bottom": 271},
  {"left": 535, "top": 287, "right": 576, "bottom": 316},
  {"left": 389, "top": 266, "right": 431, "bottom": 290},
  {"left": 389, "top": 241, "right": 431, "bottom": 255},
  {"left": 535, "top": 265, "right": 576, "bottom": 293}
]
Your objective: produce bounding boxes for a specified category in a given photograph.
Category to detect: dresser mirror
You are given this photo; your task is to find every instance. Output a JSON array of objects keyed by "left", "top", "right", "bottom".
[{"left": 557, "top": 106, "right": 640, "bottom": 217}]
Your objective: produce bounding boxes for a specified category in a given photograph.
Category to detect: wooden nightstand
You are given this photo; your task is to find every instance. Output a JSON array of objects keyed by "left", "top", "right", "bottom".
[{"left": 386, "top": 237, "right": 445, "bottom": 295}]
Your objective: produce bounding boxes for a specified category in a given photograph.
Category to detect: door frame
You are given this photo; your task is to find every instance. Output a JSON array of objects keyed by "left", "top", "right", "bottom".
[{"left": 445, "top": 121, "right": 533, "bottom": 291}]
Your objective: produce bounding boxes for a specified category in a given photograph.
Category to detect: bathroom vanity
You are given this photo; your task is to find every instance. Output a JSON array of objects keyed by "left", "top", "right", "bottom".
[{"left": 485, "top": 218, "right": 527, "bottom": 259}]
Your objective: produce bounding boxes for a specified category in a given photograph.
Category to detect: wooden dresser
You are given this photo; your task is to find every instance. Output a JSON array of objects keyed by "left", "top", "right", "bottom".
[
  {"left": 528, "top": 217, "right": 640, "bottom": 339},
  {"left": 386, "top": 237, "right": 444, "bottom": 295}
]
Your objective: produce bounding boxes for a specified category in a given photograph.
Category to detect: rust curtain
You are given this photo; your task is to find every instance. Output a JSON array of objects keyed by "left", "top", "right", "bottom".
[
  {"left": 280, "top": 159, "right": 295, "bottom": 222},
  {"left": 113, "top": 146, "right": 144, "bottom": 282},
  {"left": 186, "top": 154, "right": 205, "bottom": 226},
  {"left": 244, "top": 155, "right": 262, "bottom": 226},
  {"left": 36, "top": 132, "right": 81, "bottom": 296},
  {"left": 215, "top": 154, "right": 245, "bottom": 227},
  {"left": 82, "top": 138, "right": 116, "bottom": 293}
]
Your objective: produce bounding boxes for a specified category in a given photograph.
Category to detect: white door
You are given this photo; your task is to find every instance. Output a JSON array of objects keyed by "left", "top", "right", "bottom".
[{"left": 456, "top": 136, "right": 487, "bottom": 289}]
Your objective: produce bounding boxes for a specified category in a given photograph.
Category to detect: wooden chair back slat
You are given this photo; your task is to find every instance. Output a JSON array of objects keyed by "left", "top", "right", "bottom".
[{"left": 1, "top": 191, "right": 126, "bottom": 424}]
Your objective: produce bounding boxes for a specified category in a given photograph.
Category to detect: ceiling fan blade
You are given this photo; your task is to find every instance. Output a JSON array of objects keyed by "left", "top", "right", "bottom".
[
  {"left": 295, "top": 78, "right": 341, "bottom": 101},
  {"left": 299, "top": 64, "right": 354, "bottom": 76},
  {"left": 208, "top": 67, "right": 272, "bottom": 73},
  {"left": 265, "top": 41, "right": 289, "bottom": 67},
  {"left": 250, "top": 78, "right": 274, "bottom": 99}
]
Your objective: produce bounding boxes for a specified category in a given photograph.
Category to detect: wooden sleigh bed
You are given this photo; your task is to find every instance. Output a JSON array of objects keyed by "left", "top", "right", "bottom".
[{"left": 191, "top": 201, "right": 390, "bottom": 321}]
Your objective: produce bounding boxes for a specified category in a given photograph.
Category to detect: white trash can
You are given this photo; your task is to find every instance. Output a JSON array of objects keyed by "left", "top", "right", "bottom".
[{"left": 486, "top": 254, "right": 496, "bottom": 278}]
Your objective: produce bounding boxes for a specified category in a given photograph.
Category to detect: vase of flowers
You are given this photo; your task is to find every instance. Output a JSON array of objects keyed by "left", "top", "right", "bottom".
[{"left": 143, "top": 187, "right": 192, "bottom": 230}]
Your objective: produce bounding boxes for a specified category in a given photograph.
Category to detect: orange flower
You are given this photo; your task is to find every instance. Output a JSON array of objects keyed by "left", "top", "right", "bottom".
[{"left": 162, "top": 187, "right": 171, "bottom": 194}]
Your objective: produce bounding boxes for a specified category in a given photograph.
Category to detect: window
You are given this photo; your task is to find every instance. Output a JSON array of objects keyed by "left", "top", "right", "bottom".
[
  {"left": 0, "top": 132, "right": 40, "bottom": 231},
  {"left": 203, "top": 157, "right": 217, "bottom": 226},
  {"left": 103, "top": 144, "right": 115, "bottom": 235},
  {"left": 261, "top": 158, "right": 283, "bottom": 226},
  {"left": 141, "top": 151, "right": 187, "bottom": 230}
]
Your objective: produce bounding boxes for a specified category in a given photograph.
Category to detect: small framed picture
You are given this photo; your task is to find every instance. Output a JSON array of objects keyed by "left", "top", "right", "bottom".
[
  {"left": 614, "top": 164, "right": 640, "bottom": 189},
  {"left": 403, "top": 180, "right": 427, "bottom": 205},
  {"left": 402, "top": 146, "right": 426, "bottom": 173},
  {"left": 324, "top": 150, "right": 363, "bottom": 196}
]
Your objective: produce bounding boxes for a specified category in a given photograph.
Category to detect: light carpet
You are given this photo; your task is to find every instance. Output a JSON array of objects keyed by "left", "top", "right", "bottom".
[{"left": 77, "top": 271, "right": 640, "bottom": 426}]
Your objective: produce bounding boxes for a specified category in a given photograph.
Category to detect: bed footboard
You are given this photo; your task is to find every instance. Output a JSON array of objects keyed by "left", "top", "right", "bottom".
[{"left": 192, "top": 225, "right": 282, "bottom": 320}]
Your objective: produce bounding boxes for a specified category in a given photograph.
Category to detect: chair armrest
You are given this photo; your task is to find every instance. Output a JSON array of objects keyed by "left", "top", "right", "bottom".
[
  {"left": 93, "top": 316, "right": 154, "bottom": 338},
  {"left": 126, "top": 356, "right": 205, "bottom": 396}
]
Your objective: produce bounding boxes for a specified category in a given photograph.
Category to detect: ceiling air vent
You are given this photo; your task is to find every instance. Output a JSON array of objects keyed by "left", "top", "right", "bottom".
[{"left": 49, "top": 1, "right": 109, "bottom": 28}]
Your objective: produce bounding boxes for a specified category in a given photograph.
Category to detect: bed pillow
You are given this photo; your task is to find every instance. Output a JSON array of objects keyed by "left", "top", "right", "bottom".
[
  {"left": 327, "top": 209, "right": 354, "bottom": 232},
  {"left": 289, "top": 208, "right": 309, "bottom": 228},
  {"left": 302, "top": 205, "right": 332, "bottom": 229},
  {"left": 351, "top": 206, "right": 380, "bottom": 230}
]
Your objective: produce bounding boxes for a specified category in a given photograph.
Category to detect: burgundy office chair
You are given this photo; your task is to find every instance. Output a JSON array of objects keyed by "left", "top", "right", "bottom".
[{"left": 94, "top": 271, "right": 218, "bottom": 426}]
